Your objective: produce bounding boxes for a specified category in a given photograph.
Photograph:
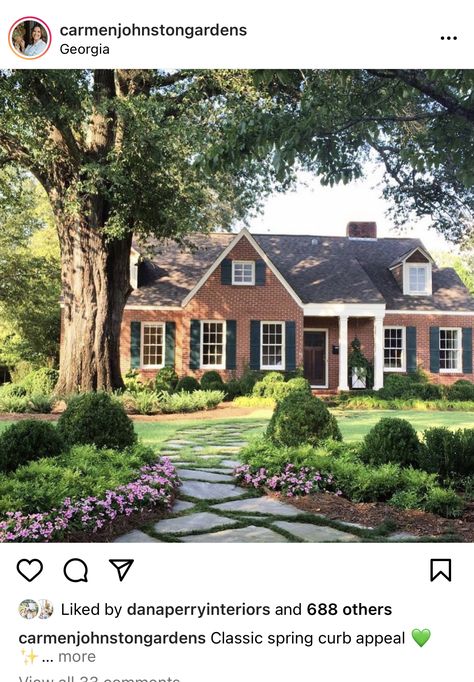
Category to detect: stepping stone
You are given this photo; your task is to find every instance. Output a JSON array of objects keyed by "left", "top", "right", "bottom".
[
  {"left": 180, "top": 480, "right": 246, "bottom": 500},
  {"left": 167, "top": 439, "right": 195, "bottom": 445},
  {"left": 154, "top": 512, "right": 236, "bottom": 534},
  {"left": 172, "top": 500, "right": 195, "bottom": 512},
  {"left": 220, "top": 459, "right": 241, "bottom": 468},
  {"left": 180, "top": 525, "right": 288, "bottom": 543},
  {"left": 176, "top": 469, "right": 235, "bottom": 482},
  {"left": 273, "top": 521, "right": 360, "bottom": 542},
  {"left": 212, "top": 497, "right": 301, "bottom": 517},
  {"left": 113, "top": 530, "right": 161, "bottom": 543}
]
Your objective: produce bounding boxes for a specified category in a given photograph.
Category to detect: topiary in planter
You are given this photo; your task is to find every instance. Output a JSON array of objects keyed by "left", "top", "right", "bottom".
[
  {"left": 266, "top": 391, "right": 342, "bottom": 447},
  {"left": 0, "top": 420, "right": 64, "bottom": 473},
  {"left": 57, "top": 392, "right": 136, "bottom": 450},
  {"left": 360, "top": 417, "right": 421, "bottom": 467},
  {"left": 200, "top": 371, "right": 224, "bottom": 390},
  {"left": 175, "top": 376, "right": 200, "bottom": 393}
]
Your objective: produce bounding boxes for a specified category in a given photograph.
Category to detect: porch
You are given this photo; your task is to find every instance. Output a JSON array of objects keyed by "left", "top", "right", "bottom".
[{"left": 302, "top": 307, "right": 385, "bottom": 391}]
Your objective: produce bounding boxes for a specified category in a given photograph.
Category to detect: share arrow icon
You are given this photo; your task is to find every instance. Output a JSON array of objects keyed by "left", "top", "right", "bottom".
[{"left": 109, "top": 559, "right": 134, "bottom": 582}]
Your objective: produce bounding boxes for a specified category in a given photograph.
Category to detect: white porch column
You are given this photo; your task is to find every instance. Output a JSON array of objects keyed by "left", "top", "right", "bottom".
[
  {"left": 373, "top": 314, "right": 385, "bottom": 390},
  {"left": 338, "top": 314, "right": 349, "bottom": 391}
]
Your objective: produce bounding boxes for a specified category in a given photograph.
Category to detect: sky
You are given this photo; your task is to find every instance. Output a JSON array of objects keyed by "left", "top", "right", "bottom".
[{"left": 246, "top": 166, "right": 452, "bottom": 254}]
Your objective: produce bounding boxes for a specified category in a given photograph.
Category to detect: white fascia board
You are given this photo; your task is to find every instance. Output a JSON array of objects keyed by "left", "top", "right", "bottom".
[
  {"left": 303, "top": 302, "right": 386, "bottom": 317},
  {"left": 385, "top": 309, "right": 474, "bottom": 316},
  {"left": 182, "top": 227, "right": 303, "bottom": 308},
  {"left": 124, "top": 305, "right": 182, "bottom": 311},
  {"left": 389, "top": 246, "right": 434, "bottom": 269}
]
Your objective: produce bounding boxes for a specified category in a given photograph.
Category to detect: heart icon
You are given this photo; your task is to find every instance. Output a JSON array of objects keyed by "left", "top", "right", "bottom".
[
  {"left": 17, "top": 559, "right": 44, "bottom": 582},
  {"left": 412, "top": 629, "right": 431, "bottom": 647}
]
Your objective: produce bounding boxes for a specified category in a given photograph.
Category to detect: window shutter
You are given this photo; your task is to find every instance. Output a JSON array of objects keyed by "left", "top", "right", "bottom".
[
  {"left": 406, "top": 326, "right": 417, "bottom": 373},
  {"left": 221, "top": 259, "right": 232, "bottom": 285},
  {"left": 130, "top": 321, "right": 141, "bottom": 369},
  {"left": 165, "top": 322, "right": 176, "bottom": 367},
  {"left": 250, "top": 320, "right": 261, "bottom": 370},
  {"left": 189, "top": 320, "right": 201, "bottom": 369},
  {"left": 429, "top": 326, "right": 440, "bottom": 373},
  {"left": 285, "top": 321, "right": 296, "bottom": 372},
  {"left": 226, "top": 320, "right": 237, "bottom": 370},
  {"left": 462, "top": 327, "right": 473, "bottom": 374},
  {"left": 255, "top": 259, "right": 266, "bottom": 286}
]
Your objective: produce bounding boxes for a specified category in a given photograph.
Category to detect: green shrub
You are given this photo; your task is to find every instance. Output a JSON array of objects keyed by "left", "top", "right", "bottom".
[
  {"left": 233, "top": 396, "right": 276, "bottom": 408},
  {"left": 28, "top": 394, "right": 53, "bottom": 414},
  {"left": 446, "top": 379, "right": 474, "bottom": 401},
  {"left": 0, "top": 420, "right": 64, "bottom": 473},
  {"left": 175, "top": 376, "right": 200, "bottom": 393},
  {"left": 253, "top": 371, "right": 285, "bottom": 397},
  {"left": 0, "top": 394, "right": 29, "bottom": 413},
  {"left": 350, "top": 463, "right": 402, "bottom": 502},
  {"left": 224, "top": 379, "right": 243, "bottom": 401},
  {"left": 159, "top": 390, "right": 224, "bottom": 414},
  {"left": 424, "top": 487, "right": 464, "bottom": 518},
  {"left": 123, "top": 369, "right": 146, "bottom": 394},
  {"left": 267, "top": 392, "right": 342, "bottom": 447},
  {"left": 134, "top": 391, "right": 160, "bottom": 415},
  {"left": 360, "top": 417, "right": 421, "bottom": 467},
  {"left": 57, "top": 392, "right": 136, "bottom": 450},
  {"left": 20, "top": 368, "right": 58, "bottom": 395},
  {"left": 239, "top": 368, "right": 261, "bottom": 396},
  {"left": 0, "top": 383, "right": 27, "bottom": 398},
  {"left": 378, "top": 374, "right": 416, "bottom": 399},
  {"left": 422, "top": 427, "right": 474, "bottom": 480},
  {"left": 0, "top": 442, "right": 156, "bottom": 514},
  {"left": 390, "top": 489, "right": 425, "bottom": 510},
  {"left": 200, "top": 371, "right": 224, "bottom": 390},
  {"left": 154, "top": 367, "right": 179, "bottom": 394}
]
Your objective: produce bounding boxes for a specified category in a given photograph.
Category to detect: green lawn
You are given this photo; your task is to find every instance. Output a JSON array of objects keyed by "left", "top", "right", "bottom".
[{"left": 0, "top": 409, "right": 472, "bottom": 447}]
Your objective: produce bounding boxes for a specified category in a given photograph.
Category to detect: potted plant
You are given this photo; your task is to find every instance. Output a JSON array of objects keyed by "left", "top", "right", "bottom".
[{"left": 348, "top": 338, "right": 373, "bottom": 389}]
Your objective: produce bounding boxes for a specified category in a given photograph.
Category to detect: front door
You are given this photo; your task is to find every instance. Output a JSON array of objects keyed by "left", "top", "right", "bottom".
[{"left": 304, "top": 331, "right": 327, "bottom": 387}]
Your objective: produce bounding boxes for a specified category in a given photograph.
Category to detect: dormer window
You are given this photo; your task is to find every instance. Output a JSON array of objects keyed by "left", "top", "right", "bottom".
[
  {"left": 232, "top": 260, "right": 255, "bottom": 285},
  {"left": 405, "top": 263, "right": 432, "bottom": 295}
]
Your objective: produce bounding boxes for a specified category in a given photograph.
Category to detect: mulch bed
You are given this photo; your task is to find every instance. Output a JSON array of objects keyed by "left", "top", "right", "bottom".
[{"left": 271, "top": 491, "right": 474, "bottom": 542}]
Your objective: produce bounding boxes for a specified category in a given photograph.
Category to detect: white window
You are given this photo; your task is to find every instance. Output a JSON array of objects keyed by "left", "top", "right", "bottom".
[
  {"left": 439, "top": 328, "right": 462, "bottom": 372},
  {"left": 141, "top": 323, "right": 165, "bottom": 368},
  {"left": 405, "top": 263, "right": 431, "bottom": 295},
  {"left": 261, "top": 322, "right": 285, "bottom": 370},
  {"left": 383, "top": 327, "right": 406, "bottom": 371},
  {"left": 201, "top": 321, "right": 226, "bottom": 369},
  {"left": 232, "top": 260, "right": 255, "bottom": 285}
]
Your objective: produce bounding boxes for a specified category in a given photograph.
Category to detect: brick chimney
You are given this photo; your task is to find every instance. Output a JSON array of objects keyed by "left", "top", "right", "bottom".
[{"left": 346, "top": 221, "right": 377, "bottom": 239}]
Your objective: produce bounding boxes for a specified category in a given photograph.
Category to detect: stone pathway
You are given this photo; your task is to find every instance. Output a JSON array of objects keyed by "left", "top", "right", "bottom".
[{"left": 114, "top": 420, "right": 414, "bottom": 543}]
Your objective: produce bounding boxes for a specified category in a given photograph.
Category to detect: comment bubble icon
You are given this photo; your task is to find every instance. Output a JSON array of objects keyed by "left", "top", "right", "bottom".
[{"left": 63, "top": 558, "right": 88, "bottom": 583}]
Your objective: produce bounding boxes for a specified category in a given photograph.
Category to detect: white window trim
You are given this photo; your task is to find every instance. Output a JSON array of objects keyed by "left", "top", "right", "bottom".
[
  {"left": 439, "top": 327, "right": 463, "bottom": 374},
  {"left": 383, "top": 326, "right": 406, "bottom": 372},
  {"left": 260, "top": 321, "right": 286, "bottom": 371},
  {"left": 232, "top": 260, "right": 255, "bottom": 286},
  {"left": 304, "top": 327, "right": 328, "bottom": 388},
  {"left": 403, "top": 262, "right": 432, "bottom": 296},
  {"left": 140, "top": 322, "right": 165, "bottom": 369},
  {"left": 200, "top": 320, "right": 226, "bottom": 370}
]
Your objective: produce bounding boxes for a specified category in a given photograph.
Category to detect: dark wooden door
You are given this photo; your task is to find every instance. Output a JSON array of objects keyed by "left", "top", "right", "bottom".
[{"left": 304, "top": 331, "right": 326, "bottom": 386}]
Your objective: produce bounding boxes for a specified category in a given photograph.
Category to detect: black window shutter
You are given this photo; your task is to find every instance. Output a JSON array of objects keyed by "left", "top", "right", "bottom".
[
  {"left": 221, "top": 259, "right": 232, "bottom": 285},
  {"left": 429, "top": 326, "right": 440, "bottom": 373},
  {"left": 285, "top": 321, "right": 296, "bottom": 372},
  {"left": 226, "top": 320, "right": 237, "bottom": 370},
  {"left": 255, "top": 259, "right": 266, "bottom": 286},
  {"left": 406, "top": 326, "right": 417, "bottom": 373},
  {"left": 250, "top": 320, "right": 261, "bottom": 370},
  {"left": 189, "top": 320, "right": 201, "bottom": 369},
  {"left": 462, "top": 327, "right": 473, "bottom": 374},
  {"left": 165, "top": 322, "right": 176, "bottom": 367},
  {"left": 130, "top": 321, "right": 141, "bottom": 369}
]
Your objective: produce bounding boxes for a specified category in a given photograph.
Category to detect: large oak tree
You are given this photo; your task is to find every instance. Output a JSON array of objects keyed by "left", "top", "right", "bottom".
[{"left": 0, "top": 70, "right": 273, "bottom": 392}]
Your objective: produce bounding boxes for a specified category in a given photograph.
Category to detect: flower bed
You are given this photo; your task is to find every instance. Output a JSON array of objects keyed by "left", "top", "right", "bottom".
[
  {"left": 0, "top": 457, "right": 180, "bottom": 542},
  {"left": 235, "top": 462, "right": 341, "bottom": 498}
]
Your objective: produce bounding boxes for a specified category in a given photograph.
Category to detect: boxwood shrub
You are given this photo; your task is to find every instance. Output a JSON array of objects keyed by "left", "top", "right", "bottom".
[
  {"left": 360, "top": 417, "right": 422, "bottom": 467},
  {"left": 422, "top": 427, "right": 474, "bottom": 480},
  {"left": 200, "top": 371, "right": 224, "bottom": 390},
  {"left": 0, "top": 420, "right": 64, "bottom": 473},
  {"left": 267, "top": 391, "right": 341, "bottom": 447},
  {"left": 57, "top": 392, "right": 136, "bottom": 450},
  {"left": 175, "top": 376, "right": 200, "bottom": 393}
]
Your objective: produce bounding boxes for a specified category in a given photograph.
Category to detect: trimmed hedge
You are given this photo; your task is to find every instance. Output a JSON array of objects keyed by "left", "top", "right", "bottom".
[
  {"left": 360, "top": 417, "right": 421, "bottom": 468},
  {"left": 175, "top": 376, "right": 200, "bottom": 393},
  {"left": 267, "top": 392, "right": 341, "bottom": 447},
  {"left": 0, "top": 420, "right": 64, "bottom": 473}
]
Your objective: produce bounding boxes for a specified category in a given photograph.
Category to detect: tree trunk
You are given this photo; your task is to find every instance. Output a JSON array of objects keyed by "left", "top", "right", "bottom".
[{"left": 56, "top": 214, "right": 132, "bottom": 393}]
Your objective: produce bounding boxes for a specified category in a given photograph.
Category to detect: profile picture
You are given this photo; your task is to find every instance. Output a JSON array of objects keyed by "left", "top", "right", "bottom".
[
  {"left": 19, "top": 599, "right": 39, "bottom": 619},
  {"left": 9, "top": 17, "right": 51, "bottom": 59},
  {"left": 38, "top": 599, "right": 54, "bottom": 620}
]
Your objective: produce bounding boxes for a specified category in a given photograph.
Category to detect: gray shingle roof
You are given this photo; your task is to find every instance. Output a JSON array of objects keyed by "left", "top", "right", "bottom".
[{"left": 127, "top": 232, "right": 474, "bottom": 311}]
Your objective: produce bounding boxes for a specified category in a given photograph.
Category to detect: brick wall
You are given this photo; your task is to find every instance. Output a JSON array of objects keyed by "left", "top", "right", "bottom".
[{"left": 121, "top": 236, "right": 304, "bottom": 380}]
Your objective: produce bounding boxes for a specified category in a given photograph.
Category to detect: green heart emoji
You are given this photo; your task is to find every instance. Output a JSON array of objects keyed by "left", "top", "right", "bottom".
[{"left": 412, "top": 629, "right": 431, "bottom": 647}]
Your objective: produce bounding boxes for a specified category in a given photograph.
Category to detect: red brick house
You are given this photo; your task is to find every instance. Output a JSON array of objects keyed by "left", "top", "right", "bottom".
[{"left": 121, "top": 222, "right": 474, "bottom": 391}]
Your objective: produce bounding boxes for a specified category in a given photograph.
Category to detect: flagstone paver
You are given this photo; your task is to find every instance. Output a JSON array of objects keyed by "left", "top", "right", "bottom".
[
  {"left": 179, "top": 480, "right": 246, "bottom": 500},
  {"left": 180, "top": 525, "right": 289, "bottom": 543},
  {"left": 175, "top": 469, "right": 235, "bottom": 483},
  {"left": 113, "top": 530, "right": 162, "bottom": 543},
  {"left": 153, "top": 512, "right": 236, "bottom": 534},
  {"left": 272, "top": 521, "right": 360, "bottom": 543},
  {"left": 211, "top": 496, "right": 301, "bottom": 517},
  {"left": 172, "top": 500, "right": 195, "bottom": 513}
]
